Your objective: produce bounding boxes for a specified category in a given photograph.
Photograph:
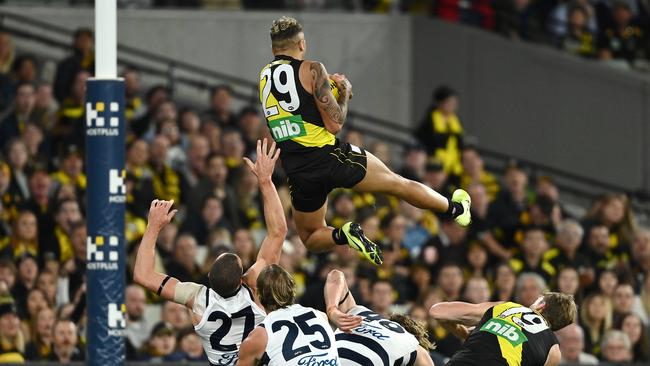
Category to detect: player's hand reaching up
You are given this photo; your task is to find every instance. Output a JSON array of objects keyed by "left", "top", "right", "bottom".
[
  {"left": 328, "top": 307, "right": 362, "bottom": 333},
  {"left": 147, "top": 199, "right": 177, "bottom": 231},
  {"left": 243, "top": 138, "right": 281, "bottom": 183}
]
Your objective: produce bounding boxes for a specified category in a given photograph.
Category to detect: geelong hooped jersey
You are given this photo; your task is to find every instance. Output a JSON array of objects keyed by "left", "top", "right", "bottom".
[
  {"left": 447, "top": 302, "right": 559, "bottom": 366},
  {"left": 335, "top": 306, "right": 419, "bottom": 366},
  {"left": 193, "top": 285, "right": 266, "bottom": 366},
  {"left": 260, "top": 304, "right": 340, "bottom": 366},
  {"left": 259, "top": 55, "right": 336, "bottom": 174}
]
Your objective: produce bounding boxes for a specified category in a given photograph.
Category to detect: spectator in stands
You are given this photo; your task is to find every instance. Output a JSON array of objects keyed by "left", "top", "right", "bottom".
[
  {"left": 11, "top": 55, "right": 37, "bottom": 85},
  {"left": 139, "top": 321, "right": 184, "bottom": 361},
  {"left": 41, "top": 198, "right": 82, "bottom": 264},
  {"left": 125, "top": 284, "right": 149, "bottom": 355},
  {"left": 126, "top": 139, "right": 155, "bottom": 218},
  {"left": 161, "top": 301, "right": 191, "bottom": 332},
  {"left": 369, "top": 279, "right": 394, "bottom": 318},
  {"left": 463, "top": 276, "right": 491, "bottom": 303},
  {"left": 557, "top": 266, "right": 581, "bottom": 299},
  {"left": 0, "top": 298, "right": 25, "bottom": 362},
  {"left": 0, "top": 82, "right": 35, "bottom": 149},
  {"left": 613, "top": 282, "right": 647, "bottom": 324},
  {"left": 36, "top": 270, "right": 57, "bottom": 307},
  {"left": 180, "top": 195, "right": 232, "bottom": 244},
  {"left": 234, "top": 165, "right": 263, "bottom": 230},
  {"left": 615, "top": 312, "right": 650, "bottom": 362},
  {"left": 24, "top": 307, "right": 55, "bottom": 360},
  {"left": 491, "top": 262, "right": 516, "bottom": 301},
  {"left": 31, "top": 83, "right": 57, "bottom": 132},
  {"left": 148, "top": 135, "right": 181, "bottom": 203},
  {"left": 493, "top": 0, "right": 543, "bottom": 40},
  {"left": 0, "top": 210, "right": 38, "bottom": 261},
  {"left": 48, "top": 318, "right": 83, "bottom": 362},
  {"left": 221, "top": 128, "right": 246, "bottom": 173},
  {"left": 598, "top": 1, "right": 647, "bottom": 65},
  {"left": 486, "top": 163, "right": 528, "bottom": 258},
  {"left": 598, "top": 269, "right": 619, "bottom": 298},
  {"left": 0, "top": 31, "right": 14, "bottom": 75},
  {"left": 509, "top": 226, "right": 554, "bottom": 281},
  {"left": 25, "top": 169, "right": 53, "bottom": 238},
  {"left": 51, "top": 145, "right": 86, "bottom": 196},
  {"left": 179, "top": 134, "right": 209, "bottom": 192},
  {"left": 0, "top": 260, "right": 16, "bottom": 294},
  {"left": 582, "top": 224, "right": 626, "bottom": 274},
  {"left": 233, "top": 229, "right": 256, "bottom": 271},
  {"left": 6, "top": 139, "right": 31, "bottom": 205},
  {"left": 53, "top": 28, "right": 94, "bottom": 103},
  {"left": 21, "top": 123, "right": 46, "bottom": 166},
  {"left": 189, "top": 154, "right": 239, "bottom": 227},
  {"left": 555, "top": 323, "right": 599, "bottom": 365},
  {"left": 580, "top": 292, "right": 613, "bottom": 355},
  {"left": 179, "top": 108, "right": 200, "bottom": 138},
  {"left": 204, "top": 85, "right": 237, "bottom": 128},
  {"left": 415, "top": 85, "right": 463, "bottom": 179},
  {"left": 178, "top": 328, "right": 207, "bottom": 361},
  {"left": 52, "top": 70, "right": 89, "bottom": 157},
  {"left": 123, "top": 66, "right": 144, "bottom": 122},
  {"left": 399, "top": 144, "right": 427, "bottom": 182},
  {"left": 165, "top": 234, "right": 204, "bottom": 284},
  {"left": 238, "top": 107, "right": 264, "bottom": 155},
  {"left": 600, "top": 329, "right": 633, "bottom": 362},
  {"left": 585, "top": 193, "right": 637, "bottom": 250},
  {"left": 460, "top": 147, "right": 499, "bottom": 201},
  {"left": 515, "top": 272, "right": 546, "bottom": 307},
  {"left": 63, "top": 221, "right": 85, "bottom": 301},
  {"left": 437, "top": 263, "right": 465, "bottom": 301},
  {"left": 131, "top": 84, "right": 171, "bottom": 138},
  {"left": 545, "top": 219, "right": 589, "bottom": 275},
  {"left": 549, "top": 0, "right": 598, "bottom": 39},
  {"left": 12, "top": 254, "right": 38, "bottom": 310},
  {"left": 559, "top": 5, "right": 597, "bottom": 58}
]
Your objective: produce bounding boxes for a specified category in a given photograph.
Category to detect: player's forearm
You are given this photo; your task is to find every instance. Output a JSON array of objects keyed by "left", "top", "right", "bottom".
[
  {"left": 438, "top": 319, "right": 471, "bottom": 340},
  {"left": 255, "top": 179, "right": 287, "bottom": 264},
  {"left": 133, "top": 225, "right": 165, "bottom": 290},
  {"left": 324, "top": 269, "right": 347, "bottom": 313},
  {"left": 430, "top": 301, "right": 499, "bottom": 326}
]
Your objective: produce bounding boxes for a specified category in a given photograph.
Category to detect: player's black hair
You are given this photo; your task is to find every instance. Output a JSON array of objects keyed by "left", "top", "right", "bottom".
[
  {"left": 433, "top": 85, "right": 457, "bottom": 103},
  {"left": 208, "top": 253, "right": 243, "bottom": 298}
]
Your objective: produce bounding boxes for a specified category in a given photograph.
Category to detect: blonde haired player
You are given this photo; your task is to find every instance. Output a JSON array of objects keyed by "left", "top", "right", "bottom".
[{"left": 258, "top": 16, "right": 471, "bottom": 266}]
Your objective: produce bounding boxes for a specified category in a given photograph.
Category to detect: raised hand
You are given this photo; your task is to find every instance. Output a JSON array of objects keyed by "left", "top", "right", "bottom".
[
  {"left": 147, "top": 199, "right": 177, "bottom": 231},
  {"left": 243, "top": 138, "right": 281, "bottom": 183}
]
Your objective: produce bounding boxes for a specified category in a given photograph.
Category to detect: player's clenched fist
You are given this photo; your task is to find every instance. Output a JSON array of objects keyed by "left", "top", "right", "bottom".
[{"left": 147, "top": 199, "right": 177, "bottom": 231}]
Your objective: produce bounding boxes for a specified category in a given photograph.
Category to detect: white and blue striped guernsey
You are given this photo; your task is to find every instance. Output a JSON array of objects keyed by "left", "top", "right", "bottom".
[{"left": 335, "top": 306, "right": 419, "bottom": 366}]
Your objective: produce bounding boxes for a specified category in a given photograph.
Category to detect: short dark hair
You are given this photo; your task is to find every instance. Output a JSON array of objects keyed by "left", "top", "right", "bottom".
[
  {"left": 270, "top": 17, "right": 303, "bottom": 50},
  {"left": 539, "top": 292, "right": 577, "bottom": 331},
  {"left": 73, "top": 28, "right": 94, "bottom": 41},
  {"left": 208, "top": 253, "right": 243, "bottom": 298},
  {"left": 210, "top": 84, "right": 232, "bottom": 98},
  {"left": 433, "top": 85, "right": 457, "bottom": 103},
  {"left": 12, "top": 55, "right": 36, "bottom": 74}
]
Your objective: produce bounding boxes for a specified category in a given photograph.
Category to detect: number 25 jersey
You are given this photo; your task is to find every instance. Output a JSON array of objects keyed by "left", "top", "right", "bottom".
[{"left": 447, "top": 302, "right": 559, "bottom": 366}]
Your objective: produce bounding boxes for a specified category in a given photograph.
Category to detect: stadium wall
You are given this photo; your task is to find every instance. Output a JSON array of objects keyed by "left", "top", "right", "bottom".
[{"left": 7, "top": 6, "right": 649, "bottom": 192}]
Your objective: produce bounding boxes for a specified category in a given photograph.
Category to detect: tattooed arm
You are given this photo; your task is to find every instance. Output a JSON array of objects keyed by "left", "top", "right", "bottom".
[{"left": 308, "top": 61, "right": 351, "bottom": 134}]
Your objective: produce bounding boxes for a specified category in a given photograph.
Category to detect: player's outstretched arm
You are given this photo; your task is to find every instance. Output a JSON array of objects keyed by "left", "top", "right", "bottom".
[
  {"left": 236, "top": 327, "right": 267, "bottom": 366},
  {"left": 414, "top": 346, "right": 435, "bottom": 366},
  {"left": 134, "top": 200, "right": 200, "bottom": 307},
  {"left": 309, "top": 61, "right": 351, "bottom": 135},
  {"left": 429, "top": 301, "right": 501, "bottom": 326},
  {"left": 324, "top": 269, "right": 362, "bottom": 333},
  {"left": 242, "top": 139, "right": 288, "bottom": 291}
]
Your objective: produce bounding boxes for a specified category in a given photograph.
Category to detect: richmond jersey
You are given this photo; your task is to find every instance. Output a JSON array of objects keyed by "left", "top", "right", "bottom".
[
  {"left": 259, "top": 55, "right": 336, "bottom": 174},
  {"left": 193, "top": 285, "right": 266, "bottom": 366},
  {"left": 335, "top": 306, "right": 419, "bottom": 366},
  {"left": 260, "top": 304, "right": 340, "bottom": 366},
  {"left": 447, "top": 302, "right": 558, "bottom": 366}
]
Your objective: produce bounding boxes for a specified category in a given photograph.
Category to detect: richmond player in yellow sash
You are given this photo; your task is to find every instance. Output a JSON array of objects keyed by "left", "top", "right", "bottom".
[
  {"left": 259, "top": 17, "right": 472, "bottom": 265},
  {"left": 429, "top": 293, "right": 577, "bottom": 366}
]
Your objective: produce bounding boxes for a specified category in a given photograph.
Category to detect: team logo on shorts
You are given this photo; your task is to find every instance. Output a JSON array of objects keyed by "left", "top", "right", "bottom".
[
  {"left": 87, "top": 235, "right": 120, "bottom": 270},
  {"left": 86, "top": 101, "right": 120, "bottom": 136},
  {"left": 107, "top": 302, "right": 126, "bottom": 336}
]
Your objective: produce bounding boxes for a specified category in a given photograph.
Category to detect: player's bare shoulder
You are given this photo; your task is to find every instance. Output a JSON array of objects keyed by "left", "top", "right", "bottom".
[{"left": 299, "top": 59, "right": 325, "bottom": 94}]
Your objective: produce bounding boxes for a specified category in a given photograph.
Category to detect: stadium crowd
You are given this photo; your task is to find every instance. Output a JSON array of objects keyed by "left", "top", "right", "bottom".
[{"left": 0, "top": 26, "right": 648, "bottom": 365}]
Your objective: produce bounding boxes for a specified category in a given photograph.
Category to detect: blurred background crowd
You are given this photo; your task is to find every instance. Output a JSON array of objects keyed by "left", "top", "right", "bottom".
[
  {"left": 0, "top": 14, "right": 648, "bottom": 366},
  {"left": 47, "top": 0, "right": 650, "bottom": 73}
]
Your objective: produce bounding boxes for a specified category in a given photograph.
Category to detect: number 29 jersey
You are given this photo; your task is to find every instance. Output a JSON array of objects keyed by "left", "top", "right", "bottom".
[
  {"left": 260, "top": 304, "right": 340, "bottom": 366},
  {"left": 335, "top": 306, "right": 419, "bottom": 366},
  {"left": 258, "top": 55, "right": 336, "bottom": 174},
  {"left": 447, "top": 302, "right": 559, "bottom": 366},
  {"left": 193, "top": 285, "right": 266, "bottom": 366}
]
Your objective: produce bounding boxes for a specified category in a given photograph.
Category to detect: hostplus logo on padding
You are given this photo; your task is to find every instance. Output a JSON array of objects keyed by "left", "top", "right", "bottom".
[
  {"left": 108, "top": 169, "right": 126, "bottom": 203},
  {"left": 87, "top": 235, "right": 119, "bottom": 270},
  {"left": 86, "top": 101, "right": 120, "bottom": 136},
  {"left": 107, "top": 303, "right": 126, "bottom": 336}
]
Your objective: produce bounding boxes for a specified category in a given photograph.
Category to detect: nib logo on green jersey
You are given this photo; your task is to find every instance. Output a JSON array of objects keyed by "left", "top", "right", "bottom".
[
  {"left": 269, "top": 115, "right": 307, "bottom": 142},
  {"left": 480, "top": 318, "right": 528, "bottom": 347}
]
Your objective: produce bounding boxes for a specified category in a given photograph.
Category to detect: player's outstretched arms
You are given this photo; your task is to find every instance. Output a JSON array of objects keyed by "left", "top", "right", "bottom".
[
  {"left": 309, "top": 61, "right": 351, "bottom": 134},
  {"left": 324, "top": 269, "right": 362, "bottom": 333},
  {"left": 134, "top": 200, "right": 201, "bottom": 308},
  {"left": 414, "top": 346, "right": 435, "bottom": 366},
  {"left": 429, "top": 301, "right": 501, "bottom": 326},
  {"left": 242, "top": 139, "right": 288, "bottom": 292},
  {"left": 236, "top": 327, "right": 267, "bottom": 366}
]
